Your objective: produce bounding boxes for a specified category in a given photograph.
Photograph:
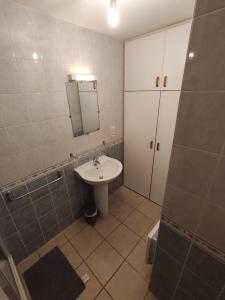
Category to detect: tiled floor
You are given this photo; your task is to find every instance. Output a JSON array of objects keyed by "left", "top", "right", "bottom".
[{"left": 17, "top": 186, "right": 161, "bottom": 300}]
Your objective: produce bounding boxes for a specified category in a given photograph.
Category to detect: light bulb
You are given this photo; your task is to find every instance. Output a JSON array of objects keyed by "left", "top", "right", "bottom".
[{"left": 108, "top": 7, "right": 119, "bottom": 28}]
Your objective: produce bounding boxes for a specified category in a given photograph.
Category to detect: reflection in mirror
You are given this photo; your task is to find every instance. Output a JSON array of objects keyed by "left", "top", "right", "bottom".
[{"left": 66, "top": 80, "right": 100, "bottom": 137}]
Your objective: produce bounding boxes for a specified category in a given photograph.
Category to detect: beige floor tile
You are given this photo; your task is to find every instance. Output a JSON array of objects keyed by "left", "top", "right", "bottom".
[
  {"left": 95, "top": 215, "right": 120, "bottom": 238},
  {"left": 38, "top": 233, "right": 67, "bottom": 257},
  {"left": 17, "top": 252, "right": 39, "bottom": 274},
  {"left": 60, "top": 242, "right": 82, "bottom": 269},
  {"left": 86, "top": 241, "right": 123, "bottom": 285},
  {"left": 113, "top": 186, "right": 146, "bottom": 208},
  {"left": 109, "top": 197, "right": 134, "bottom": 222},
  {"left": 106, "top": 261, "right": 148, "bottom": 300},
  {"left": 96, "top": 289, "right": 112, "bottom": 300},
  {"left": 124, "top": 210, "right": 155, "bottom": 237},
  {"left": 76, "top": 263, "right": 102, "bottom": 300},
  {"left": 127, "top": 240, "right": 152, "bottom": 281},
  {"left": 137, "top": 200, "right": 161, "bottom": 220},
  {"left": 63, "top": 218, "right": 87, "bottom": 240},
  {"left": 144, "top": 291, "right": 158, "bottom": 300},
  {"left": 107, "top": 224, "right": 139, "bottom": 258},
  {"left": 70, "top": 226, "right": 103, "bottom": 259}
]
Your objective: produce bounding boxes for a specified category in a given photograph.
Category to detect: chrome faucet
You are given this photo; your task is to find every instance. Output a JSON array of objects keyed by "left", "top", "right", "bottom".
[{"left": 93, "top": 156, "right": 101, "bottom": 167}]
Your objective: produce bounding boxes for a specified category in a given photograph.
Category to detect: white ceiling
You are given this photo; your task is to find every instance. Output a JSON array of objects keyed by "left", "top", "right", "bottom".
[{"left": 13, "top": 0, "right": 196, "bottom": 40}]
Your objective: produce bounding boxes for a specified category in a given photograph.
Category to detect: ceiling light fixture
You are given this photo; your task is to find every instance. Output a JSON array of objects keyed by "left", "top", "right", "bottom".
[{"left": 108, "top": 0, "right": 119, "bottom": 28}]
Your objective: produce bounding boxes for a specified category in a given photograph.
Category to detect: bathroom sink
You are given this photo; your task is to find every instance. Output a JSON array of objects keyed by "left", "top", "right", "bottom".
[
  {"left": 75, "top": 155, "right": 122, "bottom": 185},
  {"left": 74, "top": 155, "right": 123, "bottom": 218}
]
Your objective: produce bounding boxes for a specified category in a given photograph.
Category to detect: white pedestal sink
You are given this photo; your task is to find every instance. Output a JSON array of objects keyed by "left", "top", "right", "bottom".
[{"left": 74, "top": 155, "right": 123, "bottom": 218}]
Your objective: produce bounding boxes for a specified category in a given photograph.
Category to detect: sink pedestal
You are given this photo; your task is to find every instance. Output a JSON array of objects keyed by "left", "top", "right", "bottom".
[{"left": 94, "top": 184, "right": 109, "bottom": 218}]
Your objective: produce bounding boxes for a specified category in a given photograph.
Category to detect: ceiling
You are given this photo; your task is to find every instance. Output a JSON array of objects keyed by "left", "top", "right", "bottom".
[{"left": 13, "top": 0, "right": 196, "bottom": 40}]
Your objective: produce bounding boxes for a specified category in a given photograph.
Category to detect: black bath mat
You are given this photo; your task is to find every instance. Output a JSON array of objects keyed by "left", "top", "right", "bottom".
[{"left": 23, "top": 247, "right": 85, "bottom": 300}]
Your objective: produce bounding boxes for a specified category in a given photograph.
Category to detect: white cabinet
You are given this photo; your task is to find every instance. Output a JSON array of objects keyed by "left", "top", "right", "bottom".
[
  {"left": 124, "top": 21, "right": 191, "bottom": 206},
  {"left": 125, "top": 31, "right": 165, "bottom": 91},
  {"left": 162, "top": 23, "right": 191, "bottom": 90},
  {"left": 124, "top": 92, "right": 160, "bottom": 197},
  {"left": 150, "top": 92, "right": 180, "bottom": 205},
  {"left": 125, "top": 21, "right": 191, "bottom": 91}
]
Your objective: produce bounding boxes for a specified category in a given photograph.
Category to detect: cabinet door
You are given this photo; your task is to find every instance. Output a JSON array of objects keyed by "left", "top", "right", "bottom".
[
  {"left": 150, "top": 91, "right": 180, "bottom": 205},
  {"left": 125, "top": 31, "right": 165, "bottom": 91},
  {"left": 124, "top": 91, "right": 160, "bottom": 197},
  {"left": 162, "top": 22, "right": 191, "bottom": 90}
]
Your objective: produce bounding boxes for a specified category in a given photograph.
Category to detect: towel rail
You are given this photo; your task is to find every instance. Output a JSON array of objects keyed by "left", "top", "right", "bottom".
[{"left": 6, "top": 171, "right": 63, "bottom": 202}]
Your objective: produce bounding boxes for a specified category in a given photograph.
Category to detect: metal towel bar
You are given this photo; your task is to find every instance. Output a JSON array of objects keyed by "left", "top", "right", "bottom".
[{"left": 6, "top": 171, "right": 63, "bottom": 202}]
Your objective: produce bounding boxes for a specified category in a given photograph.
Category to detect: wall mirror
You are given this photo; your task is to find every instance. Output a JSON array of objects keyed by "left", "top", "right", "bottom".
[{"left": 66, "top": 79, "right": 100, "bottom": 137}]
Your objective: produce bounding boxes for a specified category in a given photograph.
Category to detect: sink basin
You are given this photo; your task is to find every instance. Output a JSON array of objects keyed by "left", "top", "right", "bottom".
[
  {"left": 75, "top": 155, "right": 123, "bottom": 185},
  {"left": 74, "top": 155, "right": 123, "bottom": 217}
]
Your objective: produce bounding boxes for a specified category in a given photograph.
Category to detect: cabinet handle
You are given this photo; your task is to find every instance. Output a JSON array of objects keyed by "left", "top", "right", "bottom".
[
  {"left": 155, "top": 76, "right": 160, "bottom": 88},
  {"left": 156, "top": 142, "right": 160, "bottom": 151},
  {"left": 150, "top": 141, "right": 154, "bottom": 149},
  {"left": 163, "top": 76, "right": 168, "bottom": 88}
]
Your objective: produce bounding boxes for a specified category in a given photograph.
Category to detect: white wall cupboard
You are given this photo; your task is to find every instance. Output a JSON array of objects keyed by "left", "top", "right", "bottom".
[
  {"left": 149, "top": 91, "right": 180, "bottom": 205},
  {"left": 125, "top": 31, "right": 165, "bottom": 91},
  {"left": 125, "top": 22, "right": 191, "bottom": 92},
  {"left": 124, "top": 21, "right": 191, "bottom": 206},
  {"left": 124, "top": 91, "right": 160, "bottom": 197}
]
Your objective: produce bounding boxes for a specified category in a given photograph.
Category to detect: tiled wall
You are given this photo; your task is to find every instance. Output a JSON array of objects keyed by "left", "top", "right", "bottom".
[
  {"left": 150, "top": 1, "right": 225, "bottom": 299},
  {"left": 0, "top": 0, "right": 123, "bottom": 187},
  {"left": 0, "top": 141, "right": 124, "bottom": 263}
]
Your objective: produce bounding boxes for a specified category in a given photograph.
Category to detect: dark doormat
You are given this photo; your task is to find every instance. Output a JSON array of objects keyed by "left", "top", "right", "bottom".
[{"left": 23, "top": 247, "right": 85, "bottom": 300}]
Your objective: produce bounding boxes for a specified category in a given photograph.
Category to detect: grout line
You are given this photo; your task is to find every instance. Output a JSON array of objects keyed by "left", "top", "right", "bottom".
[{"left": 173, "top": 143, "right": 220, "bottom": 157}]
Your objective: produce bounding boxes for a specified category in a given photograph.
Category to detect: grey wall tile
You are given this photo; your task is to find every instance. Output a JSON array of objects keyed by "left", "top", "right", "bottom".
[
  {"left": 39, "top": 209, "right": 58, "bottom": 231},
  {"left": 174, "top": 92, "right": 225, "bottom": 153},
  {"left": 208, "top": 156, "right": 225, "bottom": 209},
  {"left": 158, "top": 222, "right": 191, "bottom": 264},
  {"left": 51, "top": 186, "right": 68, "bottom": 208},
  {"left": 26, "top": 235, "right": 45, "bottom": 254},
  {"left": 59, "top": 214, "right": 73, "bottom": 230},
  {"left": 19, "top": 221, "right": 42, "bottom": 245},
  {"left": 0, "top": 193, "right": 8, "bottom": 218},
  {"left": 0, "top": 215, "right": 17, "bottom": 239},
  {"left": 183, "top": 9, "right": 225, "bottom": 91},
  {"left": 28, "top": 176, "right": 50, "bottom": 201},
  {"left": 3, "top": 184, "right": 31, "bottom": 212},
  {"left": 196, "top": 204, "right": 225, "bottom": 251},
  {"left": 63, "top": 162, "right": 76, "bottom": 185},
  {"left": 163, "top": 185, "right": 204, "bottom": 232},
  {"left": 186, "top": 244, "right": 225, "bottom": 291},
  {"left": 12, "top": 204, "right": 36, "bottom": 230},
  {"left": 195, "top": 0, "right": 225, "bottom": 16},
  {"left": 168, "top": 145, "right": 218, "bottom": 198},
  {"left": 44, "top": 225, "right": 60, "bottom": 241},
  {"left": 55, "top": 201, "right": 72, "bottom": 220},
  {"left": 46, "top": 170, "right": 65, "bottom": 192},
  {"left": 33, "top": 194, "right": 53, "bottom": 217},
  {"left": 177, "top": 269, "right": 219, "bottom": 300},
  {"left": 150, "top": 247, "right": 182, "bottom": 300},
  {"left": 3, "top": 233, "right": 27, "bottom": 263}
]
